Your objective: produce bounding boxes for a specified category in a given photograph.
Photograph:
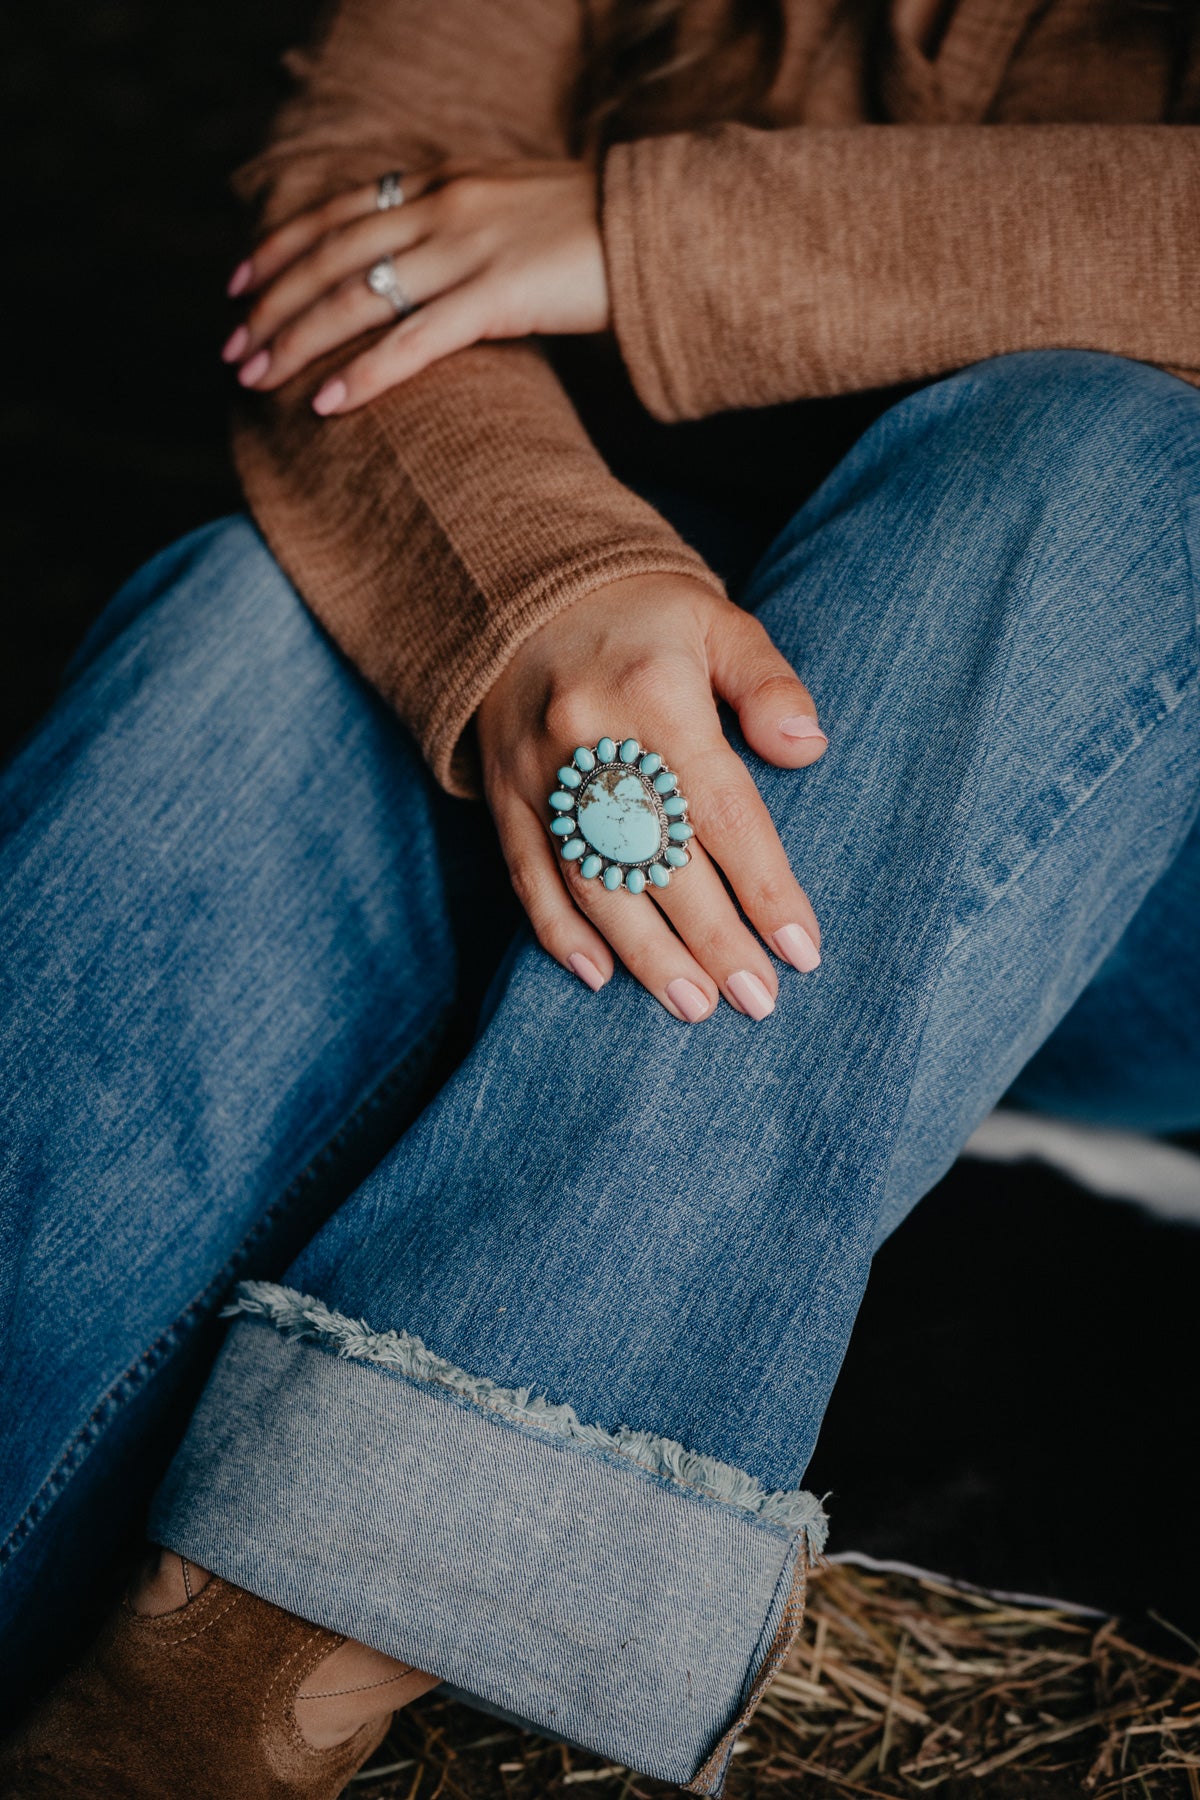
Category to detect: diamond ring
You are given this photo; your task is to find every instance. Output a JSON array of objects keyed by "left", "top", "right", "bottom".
[{"left": 365, "top": 254, "right": 414, "bottom": 317}]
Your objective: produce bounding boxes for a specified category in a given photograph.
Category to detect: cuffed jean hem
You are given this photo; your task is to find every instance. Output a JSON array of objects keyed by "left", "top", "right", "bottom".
[{"left": 149, "top": 1282, "right": 827, "bottom": 1792}]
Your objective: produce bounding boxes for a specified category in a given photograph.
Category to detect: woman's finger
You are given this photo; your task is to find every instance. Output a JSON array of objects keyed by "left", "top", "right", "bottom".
[
  {"left": 503, "top": 777, "right": 719, "bottom": 1022},
  {"left": 309, "top": 280, "right": 495, "bottom": 412},
  {"left": 494, "top": 797, "right": 615, "bottom": 992},
  {"left": 565, "top": 860, "right": 719, "bottom": 1023},
  {"left": 685, "top": 741, "right": 822, "bottom": 973},
  {"left": 227, "top": 199, "right": 435, "bottom": 362},
  {"left": 239, "top": 237, "right": 478, "bottom": 392},
  {"left": 649, "top": 837, "right": 779, "bottom": 1019},
  {"left": 227, "top": 167, "right": 441, "bottom": 297},
  {"left": 707, "top": 604, "right": 827, "bottom": 768}
]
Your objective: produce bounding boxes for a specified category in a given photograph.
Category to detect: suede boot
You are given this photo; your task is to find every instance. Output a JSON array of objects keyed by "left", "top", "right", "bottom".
[{"left": 0, "top": 1575, "right": 398, "bottom": 1798}]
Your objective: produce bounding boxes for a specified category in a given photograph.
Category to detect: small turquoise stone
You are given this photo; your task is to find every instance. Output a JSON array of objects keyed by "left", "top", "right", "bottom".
[
  {"left": 561, "top": 838, "right": 587, "bottom": 860},
  {"left": 580, "top": 853, "right": 603, "bottom": 879},
  {"left": 663, "top": 795, "right": 688, "bottom": 817},
  {"left": 649, "top": 863, "right": 670, "bottom": 888},
  {"left": 597, "top": 737, "right": 616, "bottom": 763},
  {"left": 639, "top": 752, "right": 662, "bottom": 776},
  {"left": 653, "top": 770, "right": 676, "bottom": 794},
  {"left": 557, "top": 765, "right": 581, "bottom": 789},
  {"left": 668, "top": 822, "right": 694, "bottom": 841},
  {"left": 602, "top": 864, "right": 624, "bottom": 891},
  {"left": 549, "top": 790, "right": 574, "bottom": 812},
  {"left": 664, "top": 845, "right": 690, "bottom": 868},
  {"left": 619, "top": 738, "right": 640, "bottom": 764},
  {"left": 625, "top": 867, "right": 646, "bottom": 894},
  {"left": 577, "top": 768, "right": 662, "bottom": 864},
  {"left": 551, "top": 817, "right": 575, "bottom": 837},
  {"left": 573, "top": 746, "right": 595, "bottom": 772}
]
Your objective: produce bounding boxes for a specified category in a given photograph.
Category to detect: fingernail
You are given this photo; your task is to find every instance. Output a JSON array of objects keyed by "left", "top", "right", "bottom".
[
  {"left": 727, "top": 969, "right": 775, "bottom": 1020},
  {"left": 238, "top": 349, "right": 270, "bottom": 386},
  {"left": 770, "top": 923, "right": 821, "bottom": 972},
  {"left": 227, "top": 259, "right": 253, "bottom": 297},
  {"left": 312, "top": 378, "right": 347, "bottom": 415},
  {"left": 568, "top": 952, "right": 606, "bottom": 992},
  {"left": 666, "top": 978, "right": 711, "bottom": 1023},
  {"left": 779, "top": 715, "right": 827, "bottom": 744},
  {"left": 221, "top": 324, "right": 249, "bottom": 363}
]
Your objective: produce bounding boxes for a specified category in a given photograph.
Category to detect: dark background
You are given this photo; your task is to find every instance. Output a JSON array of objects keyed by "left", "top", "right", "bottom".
[{"left": 4, "top": 0, "right": 1198, "bottom": 1647}]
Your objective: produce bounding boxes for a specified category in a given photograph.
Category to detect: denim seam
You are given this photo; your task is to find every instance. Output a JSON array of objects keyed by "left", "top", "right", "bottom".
[
  {"left": 225, "top": 1294, "right": 828, "bottom": 1547},
  {"left": 689, "top": 1547, "right": 812, "bottom": 1794},
  {"left": 0, "top": 1024, "right": 446, "bottom": 1573},
  {"left": 734, "top": 1534, "right": 806, "bottom": 1713}
]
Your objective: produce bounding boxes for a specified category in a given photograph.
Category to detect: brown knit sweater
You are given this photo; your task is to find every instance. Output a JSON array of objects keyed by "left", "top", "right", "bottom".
[{"left": 230, "top": 0, "right": 1200, "bottom": 797}]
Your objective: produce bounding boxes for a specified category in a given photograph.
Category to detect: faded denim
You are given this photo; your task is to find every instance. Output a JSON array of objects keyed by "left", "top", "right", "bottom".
[{"left": 4, "top": 353, "right": 1200, "bottom": 1777}]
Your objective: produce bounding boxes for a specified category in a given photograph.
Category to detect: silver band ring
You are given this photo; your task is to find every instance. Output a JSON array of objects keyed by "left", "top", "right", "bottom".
[
  {"left": 376, "top": 170, "right": 406, "bottom": 211},
  {"left": 366, "top": 255, "right": 415, "bottom": 318}
]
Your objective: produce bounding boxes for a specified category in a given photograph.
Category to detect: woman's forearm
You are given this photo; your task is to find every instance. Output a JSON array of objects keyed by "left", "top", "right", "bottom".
[
  {"left": 602, "top": 122, "right": 1200, "bottom": 420},
  {"left": 226, "top": 0, "right": 719, "bottom": 798}
]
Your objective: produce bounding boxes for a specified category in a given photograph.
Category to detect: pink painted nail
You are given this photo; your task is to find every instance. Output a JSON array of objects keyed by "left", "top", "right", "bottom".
[
  {"left": 227, "top": 260, "right": 253, "bottom": 297},
  {"left": 779, "top": 714, "right": 828, "bottom": 744},
  {"left": 727, "top": 969, "right": 775, "bottom": 1020},
  {"left": 238, "top": 349, "right": 270, "bottom": 386},
  {"left": 221, "top": 324, "right": 249, "bottom": 363},
  {"left": 568, "top": 952, "right": 606, "bottom": 992},
  {"left": 666, "top": 978, "right": 711, "bottom": 1023},
  {"left": 770, "top": 923, "right": 821, "bottom": 972},
  {"left": 312, "top": 378, "right": 348, "bottom": 415}
]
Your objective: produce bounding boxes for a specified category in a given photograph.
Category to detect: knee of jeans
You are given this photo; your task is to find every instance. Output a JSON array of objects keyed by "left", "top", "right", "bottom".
[
  {"left": 749, "top": 350, "right": 1200, "bottom": 746},
  {"left": 945, "top": 353, "right": 1200, "bottom": 644},
  {"left": 939, "top": 350, "right": 1198, "bottom": 517},
  {"left": 753, "top": 352, "right": 1199, "bottom": 620}
]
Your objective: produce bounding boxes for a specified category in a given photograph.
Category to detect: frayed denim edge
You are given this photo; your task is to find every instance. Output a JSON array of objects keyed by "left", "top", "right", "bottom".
[{"left": 225, "top": 1279, "right": 829, "bottom": 1552}]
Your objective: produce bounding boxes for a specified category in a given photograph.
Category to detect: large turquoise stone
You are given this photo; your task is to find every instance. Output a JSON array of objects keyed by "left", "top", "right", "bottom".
[{"left": 577, "top": 768, "right": 663, "bottom": 864}]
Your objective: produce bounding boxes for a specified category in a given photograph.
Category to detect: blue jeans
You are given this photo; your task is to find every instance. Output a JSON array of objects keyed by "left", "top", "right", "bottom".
[{"left": 2, "top": 353, "right": 1198, "bottom": 1778}]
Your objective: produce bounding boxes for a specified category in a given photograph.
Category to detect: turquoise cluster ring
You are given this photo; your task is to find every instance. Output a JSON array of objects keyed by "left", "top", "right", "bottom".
[{"left": 548, "top": 737, "right": 694, "bottom": 894}]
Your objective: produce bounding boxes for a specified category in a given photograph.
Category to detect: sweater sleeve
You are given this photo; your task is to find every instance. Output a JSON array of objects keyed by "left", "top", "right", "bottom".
[
  {"left": 229, "top": 0, "right": 723, "bottom": 798},
  {"left": 601, "top": 122, "right": 1200, "bottom": 421}
]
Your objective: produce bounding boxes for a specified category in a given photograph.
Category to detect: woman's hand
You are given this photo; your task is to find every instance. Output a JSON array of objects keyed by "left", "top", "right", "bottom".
[
  {"left": 220, "top": 161, "right": 608, "bottom": 413},
  {"left": 476, "top": 574, "right": 826, "bottom": 1023}
]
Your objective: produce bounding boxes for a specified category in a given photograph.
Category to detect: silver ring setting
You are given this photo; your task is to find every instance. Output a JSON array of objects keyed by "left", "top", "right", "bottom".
[
  {"left": 366, "top": 254, "right": 414, "bottom": 318},
  {"left": 376, "top": 170, "right": 406, "bottom": 211},
  {"left": 548, "top": 737, "right": 693, "bottom": 894}
]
